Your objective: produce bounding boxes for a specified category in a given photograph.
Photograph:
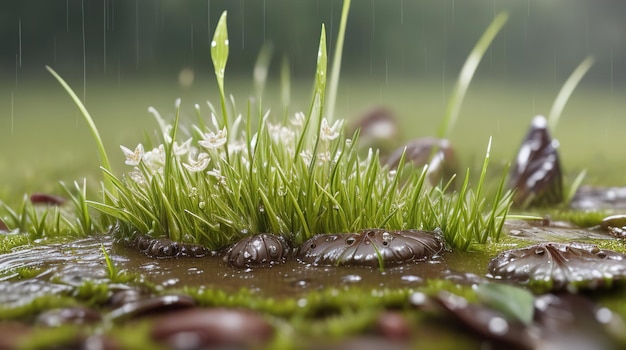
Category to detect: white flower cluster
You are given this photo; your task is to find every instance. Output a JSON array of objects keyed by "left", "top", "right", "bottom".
[{"left": 120, "top": 103, "right": 346, "bottom": 184}]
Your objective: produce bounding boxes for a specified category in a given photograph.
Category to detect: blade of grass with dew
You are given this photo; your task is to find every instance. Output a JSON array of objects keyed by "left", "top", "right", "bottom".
[
  {"left": 436, "top": 12, "right": 508, "bottom": 139},
  {"left": 46, "top": 66, "right": 113, "bottom": 192},
  {"left": 326, "top": 0, "right": 351, "bottom": 122},
  {"left": 548, "top": 56, "right": 594, "bottom": 132},
  {"left": 280, "top": 55, "right": 291, "bottom": 119},
  {"left": 211, "top": 11, "right": 230, "bottom": 128},
  {"left": 296, "top": 24, "right": 327, "bottom": 158}
]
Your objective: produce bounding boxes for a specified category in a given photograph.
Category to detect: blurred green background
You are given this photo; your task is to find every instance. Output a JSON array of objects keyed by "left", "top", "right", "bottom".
[{"left": 0, "top": 0, "right": 625, "bottom": 201}]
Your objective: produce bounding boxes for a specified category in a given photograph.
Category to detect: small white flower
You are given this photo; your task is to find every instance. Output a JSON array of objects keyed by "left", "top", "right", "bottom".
[
  {"left": 290, "top": 112, "right": 306, "bottom": 127},
  {"left": 143, "top": 145, "right": 166, "bottom": 173},
  {"left": 198, "top": 127, "right": 228, "bottom": 150},
  {"left": 183, "top": 150, "right": 210, "bottom": 172},
  {"left": 300, "top": 150, "right": 313, "bottom": 166},
  {"left": 173, "top": 138, "right": 192, "bottom": 156},
  {"left": 128, "top": 168, "right": 146, "bottom": 185},
  {"left": 207, "top": 167, "right": 227, "bottom": 186},
  {"left": 120, "top": 144, "right": 144, "bottom": 166},
  {"left": 320, "top": 118, "right": 342, "bottom": 141}
]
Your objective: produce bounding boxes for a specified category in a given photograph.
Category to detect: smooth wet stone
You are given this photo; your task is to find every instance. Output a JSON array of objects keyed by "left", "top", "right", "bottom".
[
  {"left": 571, "top": 186, "right": 626, "bottom": 210},
  {"left": 108, "top": 289, "right": 150, "bottom": 308},
  {"left": 488, "top": 243, "right": 626, "bottom": 292},
  {"left": 0, "top": 322, "right": 32, "bottom": 349},
  {"left": 601, "top": 214, "right": 626, "bottom": 231},
  {"left": 224, "top": 233, "right": 289, "bottom": 268},
  {"left": 350, "top": 106, "right": 398, "bottom": 141},
  {"left": 509, "top": 115, "right": 563, "bottom": 208},
  {"left": 29, "top": 193, "right": 66, "bottom": 206},
  {"left": 36, "top": 307, "right": 102, "bottom": 327},
  {"left": 503, "top": 219, "right": 610, "bottom": 242},
  {"left": 375, "top": 311, "right": 411, "bottom": 341},
  {"left": 150, "top": 308, "right": 274, "bottom": 349},
  {"left": 107, "top": 294, "right": 196, "bottom": 321},
  {"left": 0, "top": 218, "right": 9, "bottom": 232},
  {"left": 423, "top": 291, "right": 624, "bottom": 350},
  {"left": 130, "top": 235, "right": 210, "bottom": 258},
  {"left": 433, "top": 291, "right": 533, "bottom": 349},
  {"left": 533, "top": 294, "right": 625, "bottom": 350},
  {"left": 385, "top": 137, "right": 458, "bottom": 186},
  {"left": 298, "top": 229, "right": 444, "bottom": 268}
]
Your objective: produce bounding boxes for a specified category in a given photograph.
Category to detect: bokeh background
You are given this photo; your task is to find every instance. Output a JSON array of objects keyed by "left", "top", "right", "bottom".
[{"left": 1, "top": 0, "right": 625, "bottom": 199}]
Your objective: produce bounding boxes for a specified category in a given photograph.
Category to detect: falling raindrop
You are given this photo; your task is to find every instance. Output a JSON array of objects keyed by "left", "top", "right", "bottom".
[
  {"left": 66, "top": 0, "right": 70, "bottom": 32},
  {"left": 240, "top": 0, "right": 245, "bottom": 48},
  {"left": 135, "top": 0, "right": 140, "bottom": 71},
  {"left": 400, "top": 0, "right": 404, "bottom": 25},
  {"left": 103, "top": 0, "right": 107, "bottom": 73},
  {"left": 18, "top": 18, "right": 21, "bottom": 68},
  {"left": 81, "top": 0, "right": 87, "bottom": 103},
  {"left": 11, "top": 91, "right": 14, "bottom": 135}
]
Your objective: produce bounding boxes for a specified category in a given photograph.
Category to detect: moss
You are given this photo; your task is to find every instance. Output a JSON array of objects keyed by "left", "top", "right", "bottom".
[
  {"left": 0, "top": 295, "right": 79, "bottom": 321},
  {"left": 0, "top": 234, "right": 30, "bottom": 254}
]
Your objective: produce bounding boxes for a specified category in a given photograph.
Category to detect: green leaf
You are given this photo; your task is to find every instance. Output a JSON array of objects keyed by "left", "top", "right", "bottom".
[
  {"left": 211, "top": 11, "right": 229, "bottom": 95},
  {"left": 476, "top": 283, "right": 535, "bottom": 326},
  {"left": 211, "top": 11, "right": 230, "bottom": 128}
]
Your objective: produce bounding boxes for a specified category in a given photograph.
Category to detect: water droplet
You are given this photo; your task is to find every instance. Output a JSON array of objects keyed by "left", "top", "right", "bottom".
[
  {"left": 342, "top": 274, "right": 362, "bottom": 284},
  {"left": 211, "top": 40, "right": 217, "bottom": 47},
  {"left": 401, "top": 275, "right": 422, "bottom": 283},
  {"left": 487, "top": 317, "right": 509, "bottom": 335}
]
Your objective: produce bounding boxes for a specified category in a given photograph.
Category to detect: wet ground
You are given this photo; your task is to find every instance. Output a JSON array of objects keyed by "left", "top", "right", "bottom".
[{"left": 1, "top": 187, "right": 626, "bottom": 349}]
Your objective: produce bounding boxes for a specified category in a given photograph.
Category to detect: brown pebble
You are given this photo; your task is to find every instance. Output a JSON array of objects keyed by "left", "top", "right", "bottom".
[
  {"left": 107, "top": 295, "right": 196, "bottom": 322},
  {"left": 375, "top": 311, "right": 411, "bottom": 341},
  {"left": 150, "top": 308, "right": 274, "bottom": 349},
  {"left": 108, "top": 289, "right": 148, "bottom": 308},
  {"left": 0, "top": 322, "right": 32, "bottom": 349},
  {"left": 36, "top": 307, "right": 101, "bottom": 327},
  {"left": 601, "top": 214, "right": 626, "bottom": 231},
  {"left": 30, "top": 193, "right": 66, "bottom": 206}
]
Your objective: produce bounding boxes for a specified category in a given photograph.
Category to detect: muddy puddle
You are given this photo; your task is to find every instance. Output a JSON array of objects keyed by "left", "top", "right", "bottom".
[{"left": 0, "top": 219, "right": 615, "bottom": 305}]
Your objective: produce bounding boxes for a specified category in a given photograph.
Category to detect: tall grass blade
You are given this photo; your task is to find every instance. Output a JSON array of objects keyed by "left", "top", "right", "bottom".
[
  {"left": 326, "top": 0, "right": 351, "bottom": 122},
  {"left": 548, "top": 56, "right": 594, "bottom": 132},
  {"left": 437, "top": 12, "right": 508, "bottom": 139},
  {"left": 46, "top": 66, "right": 113, "bottom": 189},
  {"left": 253, "top": 44, "right": 273, "bottom": 101}
]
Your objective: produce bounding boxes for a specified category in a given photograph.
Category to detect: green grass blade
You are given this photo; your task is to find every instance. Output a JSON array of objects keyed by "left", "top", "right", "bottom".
[
  {"left": 326, "top": 0, "right": 351, "bottom": 121},
  {"left": 437, "top": 12, "right": 508, "bottom": 139},
  {"left": 46, "top": 66, "right": 113, "bottom": 189},
  {"left": 211, "top": 11, "right": 230, "bottom": 126},
  {"left": 254, "top": 44, "right": 273, "bottom": 101},
  {"left": 564, "top": 169, "right": 587, "bottom": 205},
  {"left": 548, "top": 56, "right": 594, "bottom": 132},
  {"left": 280, "top": 55, "right": 291, "bottom": 118}
]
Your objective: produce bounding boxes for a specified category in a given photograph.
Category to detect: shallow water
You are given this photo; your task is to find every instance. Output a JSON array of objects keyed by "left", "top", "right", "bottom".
[{"left": 0, "top": 218, "right": 614, "bottom": 305}]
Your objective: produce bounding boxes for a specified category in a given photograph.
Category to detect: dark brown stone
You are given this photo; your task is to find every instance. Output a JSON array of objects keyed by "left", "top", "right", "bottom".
[
  {"left": 298, "top": 229, "right": 444, "bottom": 268},
  {"left": 36, "top": 307, "right": 101, "bottom": 327},
  {"left": 508, "top": 116, "right": 563, "bottom": 208},
  {"left": 107, "top": 294, "right": 196, "bottom": 322},
  {"left": 150, "top": 308, "right": 274, "bottom": 349},
  {"left": 224, "top": 233, "right": 289, "bottom": 268}
]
